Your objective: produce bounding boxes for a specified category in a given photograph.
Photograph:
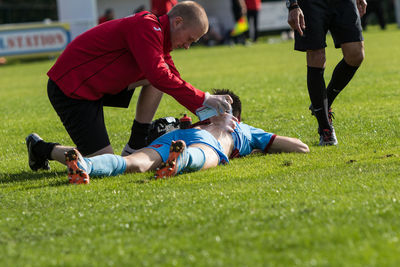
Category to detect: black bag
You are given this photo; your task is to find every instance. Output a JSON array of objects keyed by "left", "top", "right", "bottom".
[{"left": 147, "top": 116, "right": 181, "bottom": 144}]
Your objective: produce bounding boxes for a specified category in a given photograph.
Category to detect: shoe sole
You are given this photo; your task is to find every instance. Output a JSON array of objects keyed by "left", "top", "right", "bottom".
[
  {"left": 318, "top": 141, "right": 337, "bottom": 146},
  {"left": 155, "top": 140, "right": 186, "bottom": 179},
  {"left": 65, "top": 149, "right": 90, "bottom": 185}
]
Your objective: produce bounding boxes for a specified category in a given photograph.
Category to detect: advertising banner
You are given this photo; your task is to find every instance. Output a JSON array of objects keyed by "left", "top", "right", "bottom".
[{"left": 0, "top": 23, "right": 70, "bottom": 58}]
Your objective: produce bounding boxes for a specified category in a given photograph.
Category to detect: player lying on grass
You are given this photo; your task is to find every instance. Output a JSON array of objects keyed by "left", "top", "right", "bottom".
[{"left": 62, "top": 89, "right": 310, "bottom": 184}]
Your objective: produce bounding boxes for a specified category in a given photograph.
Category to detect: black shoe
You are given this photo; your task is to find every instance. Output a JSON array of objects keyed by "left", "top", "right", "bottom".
[
  {"left": 318, "top": 128, "right": 338, "bottom": 146},
  {"left": 26, "top": 133, "right": 50, "bottom": 171}
]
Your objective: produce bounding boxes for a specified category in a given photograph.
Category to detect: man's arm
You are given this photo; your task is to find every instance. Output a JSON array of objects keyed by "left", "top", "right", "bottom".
[
  {"left": 125, "top": 17, "right": 232, "bottom": 116},
  {"left": 124, "top": 17, "right": 205, "bottom": 113}
]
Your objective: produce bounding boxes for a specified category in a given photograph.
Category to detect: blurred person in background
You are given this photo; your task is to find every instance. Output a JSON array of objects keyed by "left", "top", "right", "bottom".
[
  {"left": 133, "top": 5, "right": 146, "bottom": 14},
  {"left": 245, "top": 0, "right": 261, "bottom": 42},
  {"left": 362, "top": 0, "right": 386, "bottom": 30},
  {"left": 98, "top": 8, "right": 114, "bottom": 24},
  {"left": 199, "top": 16, "right": 224, "bottom": 46},
  {"left": 231, "top": 0, "right": 248, "bottom": 44}
]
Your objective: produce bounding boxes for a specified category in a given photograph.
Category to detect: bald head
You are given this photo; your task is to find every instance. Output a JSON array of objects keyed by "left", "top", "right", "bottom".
[
  {"left": 168, "top": 1, "right": 209, "bottom": 34},
  {"left": 168, "top": 1, "right": 209, "bottom": 50}
]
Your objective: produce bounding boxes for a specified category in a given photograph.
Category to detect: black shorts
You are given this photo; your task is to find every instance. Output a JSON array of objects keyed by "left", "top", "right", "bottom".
[
  {"left": 294, "top": 0, "right": 364, "bottom": 51},
  {"left": 47, "top": 79, "right": 132, "bottom": 156}
]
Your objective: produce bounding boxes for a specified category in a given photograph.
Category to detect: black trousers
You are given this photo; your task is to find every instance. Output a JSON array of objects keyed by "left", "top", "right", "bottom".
[{"left": 247, "top": 9, "right": 259, "bottom": 42}]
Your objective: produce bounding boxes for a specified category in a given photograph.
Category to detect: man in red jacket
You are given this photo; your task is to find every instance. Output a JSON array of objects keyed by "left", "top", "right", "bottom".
[
  {"left": 245, "top": 0, "right": 261, "bottom": 42},
  {"left": 26, "top": 1, "right": 235, "bottom": 171}
]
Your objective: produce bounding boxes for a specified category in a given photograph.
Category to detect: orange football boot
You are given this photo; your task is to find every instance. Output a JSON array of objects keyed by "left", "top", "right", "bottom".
[
  {"left": 155, "top": 140, "right": 188, "bottom": 179},
  {"left": 65, "top": 149, "right": 90, "bottom": 184}
]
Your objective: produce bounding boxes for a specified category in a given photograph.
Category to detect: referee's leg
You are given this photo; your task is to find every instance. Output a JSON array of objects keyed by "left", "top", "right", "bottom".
[
  {"left": 326, "top": 41, "right": 364, "bottom": 107},
  {"left": 306, "top": 48, "right": 332, "bottom": 132},
  {"left": 341, "top": 41, "right": 364, "bottom": 67}
]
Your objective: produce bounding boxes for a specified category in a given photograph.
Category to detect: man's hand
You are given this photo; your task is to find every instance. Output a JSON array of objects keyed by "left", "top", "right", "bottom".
[
  {"left": 287, "top": 7, "right": 305, "bottom": 36},
  {"left": 356, "top": 0, "right": 367, "bottom": 17},
  {"left": 203, "top": 92, "right": 233, "bottom": 114},
  {"left": 209, "top": 113, "right": 238, "bottom": 133}
]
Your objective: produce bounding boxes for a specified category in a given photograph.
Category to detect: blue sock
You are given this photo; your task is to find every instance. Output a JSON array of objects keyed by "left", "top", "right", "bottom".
[
  {"left": 183, "top": 147, "right": 206, "bottom": 172},
  {"left": 83, "top": 154, "right": 127, "bottom": 177}
]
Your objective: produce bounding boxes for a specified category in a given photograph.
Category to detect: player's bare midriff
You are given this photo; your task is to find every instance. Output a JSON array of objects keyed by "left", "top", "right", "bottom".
[{"left": 195, "top": 124, "right": 234, "bottom": 157}]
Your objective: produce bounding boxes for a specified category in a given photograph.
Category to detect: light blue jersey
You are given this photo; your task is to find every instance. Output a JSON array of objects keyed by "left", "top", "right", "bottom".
[
  {"left": 230, "top": 122, "right": 276, "bottom": 159},
  {"left": 148, "top": 122, "right": 276, "bottom": 164}
]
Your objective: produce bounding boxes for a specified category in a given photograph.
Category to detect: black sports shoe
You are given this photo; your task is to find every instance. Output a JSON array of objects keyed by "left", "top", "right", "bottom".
[
  {"left": 26, "top": 133, "right": 50, "bottom": 171},
  {"left": 309, "top": 104, "right": 338, "bottom": 145},
  {"left": 318, "top": 128, "right": 338, "bottom": 146}
]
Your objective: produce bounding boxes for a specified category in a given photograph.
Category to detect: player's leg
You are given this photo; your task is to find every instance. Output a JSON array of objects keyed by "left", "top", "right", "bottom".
[
  {"left": 155, "top": 141, "right": 219, "bottom": 178},
  {"left": 188, "top": 143, "right": 219, "bottom": 170},
  {"left": 124, "top": 148, "right": 163, "bottom": 173},
  {"left": 51, "top": 144, "right": 114, "bottom": 164},
  {"left": 65, "top": 147, "right": 162, "bottom": 184},
  {"left": 123, "top": 84, "right": 164, "bottom": 155},
  {"left": 267, "top": 136, "right": 310, "bottom": 154}
]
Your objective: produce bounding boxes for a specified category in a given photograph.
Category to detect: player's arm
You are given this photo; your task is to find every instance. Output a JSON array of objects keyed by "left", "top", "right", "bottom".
[
  {"left": 246, "top": 123, "right": 309, "bottom": 153},
  {"left": 267, "top": 136, "right": 309, "bottom": 154},
  {"left": 286, "top": 0, "right": 305, "bottom": 36}
]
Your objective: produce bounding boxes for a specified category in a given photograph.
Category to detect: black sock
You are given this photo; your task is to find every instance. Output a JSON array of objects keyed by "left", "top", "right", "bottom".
[
  {"left": 327, "top": 59, "right": 359, "bottom": 107},
  {"left": 128, "top": 120, "right": 151, "bottom": 149},
  {"left": 33, "top": 141, "right": 59, "bottom": 160},
  {"left": 307, "top": 66, "right": 331, "bottom": 130}
]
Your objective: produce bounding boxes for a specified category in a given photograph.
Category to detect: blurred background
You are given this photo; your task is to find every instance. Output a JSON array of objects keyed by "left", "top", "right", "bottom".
[{"left": 0, "top": 0, "right": 399, "bottom": 62}]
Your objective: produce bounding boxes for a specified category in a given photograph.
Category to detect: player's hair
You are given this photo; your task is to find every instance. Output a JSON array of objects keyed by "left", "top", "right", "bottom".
[
  {"left": 168, "top": 1, "right": 208, "bottom": 31},
  {"left": 212, "top": 89, "right": 242, "bottom": 118}
]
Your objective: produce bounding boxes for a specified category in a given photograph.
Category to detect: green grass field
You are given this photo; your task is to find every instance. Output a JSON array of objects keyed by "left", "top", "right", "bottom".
[{"left": 1, "top": 25, "right": 399, "bottom": 266}]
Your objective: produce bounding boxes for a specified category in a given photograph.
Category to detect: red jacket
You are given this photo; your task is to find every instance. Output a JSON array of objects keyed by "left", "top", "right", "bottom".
[
  {"left": 245, "top": 0, "right": 261, "bottom": 11},
  {"left": 47, "top": 12, "right": 205, "bottom": 114},
  {"left": 151, "top": 0, "right": 178, "bottom": 16}
]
